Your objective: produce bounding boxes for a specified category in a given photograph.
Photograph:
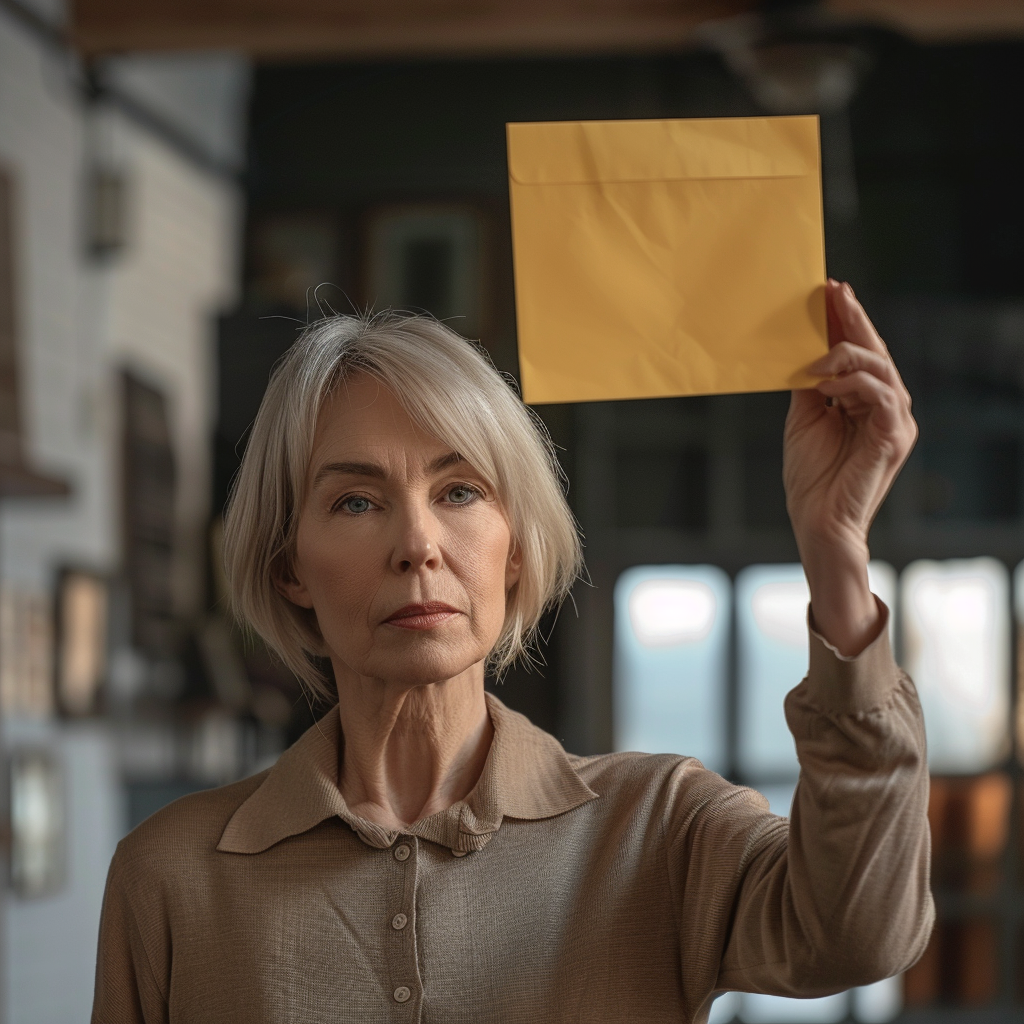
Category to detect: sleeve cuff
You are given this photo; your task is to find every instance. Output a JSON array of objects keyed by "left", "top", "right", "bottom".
[{"left": 803, "top": 598, "right": 901, "bottom": 715}]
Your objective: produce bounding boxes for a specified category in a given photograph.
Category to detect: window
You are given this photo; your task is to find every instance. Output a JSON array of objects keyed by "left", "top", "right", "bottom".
[
  {"left": 617, "top": 555, "right": 1024, "bottom": 1013},
  {"left": 900, "top": 558, "right": 1010, "bottom": 773},
  {"left": 735, "top": 561, "right": 896, "bottom": 782},
  {"left": 709, "top": 982, "right": 912, "bottom": 1024},
  {"left": 616, "top": 560, "right": 903, "bottom": 1023},
  {"left": 613, "top": 565, "right": 730, "bottom": 774},
  {"left": 735, "top": 562, "right": 809, "bottom": 780}
]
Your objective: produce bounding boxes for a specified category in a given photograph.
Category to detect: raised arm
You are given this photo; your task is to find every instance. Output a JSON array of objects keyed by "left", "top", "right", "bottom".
[
  {"left": 700, "top": 615, "right": 934, "bottom": 997},
  {"left": 669, "top": 285, "right": 932, "bottom": 1004},
  {"left": 784, "top": 279, "right": 917, "bottom": 655}
]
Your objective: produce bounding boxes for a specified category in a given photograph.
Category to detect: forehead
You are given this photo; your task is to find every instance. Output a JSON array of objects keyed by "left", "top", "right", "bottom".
[{"left": 311, "top": 374, "right": 447, "bottom": 461}]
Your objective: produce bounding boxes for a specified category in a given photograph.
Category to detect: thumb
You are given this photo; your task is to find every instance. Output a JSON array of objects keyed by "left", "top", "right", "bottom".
[{"left": 788, "top": 387, "right": 828, "bottom": 421}]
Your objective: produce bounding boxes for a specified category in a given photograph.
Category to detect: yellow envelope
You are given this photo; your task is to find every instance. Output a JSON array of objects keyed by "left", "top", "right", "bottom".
[{"left": 507, "top": 115, "right": 828, "bottom": 404}]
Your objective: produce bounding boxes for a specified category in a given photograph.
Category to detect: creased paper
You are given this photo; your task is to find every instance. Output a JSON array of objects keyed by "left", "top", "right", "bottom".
[{"left": 507, "top": 115, "right": 829, "bottom": 404}]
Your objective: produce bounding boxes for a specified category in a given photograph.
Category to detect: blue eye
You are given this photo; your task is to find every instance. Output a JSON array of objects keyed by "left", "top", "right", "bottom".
[
  {"left": 341, "top": 496, "right": 372, "bottom": 514},
  {"left": 447, "top": 485, "right": 477, "bottom": 505}
]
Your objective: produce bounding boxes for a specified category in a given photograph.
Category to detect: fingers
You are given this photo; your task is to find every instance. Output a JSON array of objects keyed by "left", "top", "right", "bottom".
[
  {"left": 816, "top": 371, "right": 916, "bottom": 446},
  {"left": 821, "top": 280, "right": 912, "bottom": 403},
  {"left": 826, "top": 281, "right": 845, "bottom": 349},
  {"left": 811, "top": 341, "right": 911, "bottom": 406},
  {"left": 788, "top": 385, "right": 827, "bottom": 420},
  {"left": 812, "top": 340, "right": 891, "bottom": 382},
  {"left": 826, "top": 280, "right": 887, "bottom": 356},
  {"left": 816, "top": 369, "right": 892, "bottom": 409}
]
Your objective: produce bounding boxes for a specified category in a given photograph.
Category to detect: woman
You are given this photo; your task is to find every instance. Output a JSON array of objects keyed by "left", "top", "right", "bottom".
[{"left": 93, "top": 279, "right": 931, "bottom": 1023}]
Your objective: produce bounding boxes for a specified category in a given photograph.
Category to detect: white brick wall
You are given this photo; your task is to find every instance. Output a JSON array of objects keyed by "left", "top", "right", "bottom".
[
  {"left": 0, "top": 9, "right": 246, "bottom": 1023},
  {"left": 100, "top": 111, "right": 242, "bottom": 615},
  {"left": 0, "top": 12, "right": 243, "bottom": 612},
  {"left": 0, "top": 21, "right": 101, "bottom": 581}
]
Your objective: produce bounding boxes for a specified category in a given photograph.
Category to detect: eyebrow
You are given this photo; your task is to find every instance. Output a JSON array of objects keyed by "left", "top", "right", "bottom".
[{"left": 312, "top": 451, "right": 465, "bottom": 486}]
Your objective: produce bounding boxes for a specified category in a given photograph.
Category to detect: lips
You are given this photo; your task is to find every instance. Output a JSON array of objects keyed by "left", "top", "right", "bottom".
[{"left": 383, "top": 602, "right": 461, "bottom": 630}]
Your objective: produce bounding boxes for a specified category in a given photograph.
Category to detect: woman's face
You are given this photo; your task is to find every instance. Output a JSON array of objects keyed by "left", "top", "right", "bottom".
[{"left": 279, "top": 374, "right": 521, "bottom": 688}]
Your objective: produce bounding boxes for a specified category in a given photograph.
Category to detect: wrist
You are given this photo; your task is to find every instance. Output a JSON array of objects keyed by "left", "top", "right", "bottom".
[{"left": 798, "top": 537, "right": 879, "bottom": 658}]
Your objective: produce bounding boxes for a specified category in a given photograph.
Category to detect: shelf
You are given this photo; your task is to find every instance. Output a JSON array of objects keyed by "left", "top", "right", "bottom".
[{"left": 0, "top": 459, "right": 70, "bottom": 499}]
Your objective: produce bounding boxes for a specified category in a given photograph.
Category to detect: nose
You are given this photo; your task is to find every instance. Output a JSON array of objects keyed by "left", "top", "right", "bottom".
[{"left": 390, "top": 505, "right": 443, "bottom": 575}]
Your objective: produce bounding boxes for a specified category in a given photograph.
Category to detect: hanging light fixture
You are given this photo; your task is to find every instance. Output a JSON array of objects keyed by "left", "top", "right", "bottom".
[
  {"left": 699, "top": 2, "right": 874, "bottom": 229},
  {"left": 697, "top": 3, "right": 873, "bottom": 116}
]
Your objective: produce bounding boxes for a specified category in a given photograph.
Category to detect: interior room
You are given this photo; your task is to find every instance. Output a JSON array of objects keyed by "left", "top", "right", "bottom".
[{"left": 1, "top": 0, "right": 1023, "bottom": 1021}]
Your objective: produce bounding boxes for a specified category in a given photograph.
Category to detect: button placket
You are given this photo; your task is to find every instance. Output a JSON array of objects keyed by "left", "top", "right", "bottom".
[{"left": 387, "top": 836, "right": 421, "bottom": 1016}]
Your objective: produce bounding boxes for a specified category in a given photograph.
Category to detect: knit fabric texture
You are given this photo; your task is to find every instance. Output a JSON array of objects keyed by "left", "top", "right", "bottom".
[{"left": 92, "top": 611, "right": 933, "bottom": 1023}]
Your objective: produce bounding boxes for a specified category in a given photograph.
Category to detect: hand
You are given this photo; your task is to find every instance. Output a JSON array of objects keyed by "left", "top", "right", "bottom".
[{"left": 783, "top": 280, "right": 917, "bottom": 655}]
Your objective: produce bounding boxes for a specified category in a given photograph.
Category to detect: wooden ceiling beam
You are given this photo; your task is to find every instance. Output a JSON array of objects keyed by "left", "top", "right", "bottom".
[
  {"left": 69, "top": 0, "right": 1024, "bottom": 59},
  {"left": 831, "top": 1, "right": 1024, "bottom": 42},
  {"left": 68, "top": 0, "right": 750, "bottom": 59}
]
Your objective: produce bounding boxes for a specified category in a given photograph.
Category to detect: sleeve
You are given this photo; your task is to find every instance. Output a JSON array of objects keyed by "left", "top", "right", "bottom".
[
  {"left": 668, "top": 601, "right": 934, "bottom": 1001},
  {"left": 92, "top": 844, "right": 170, "bottom": 1024}
]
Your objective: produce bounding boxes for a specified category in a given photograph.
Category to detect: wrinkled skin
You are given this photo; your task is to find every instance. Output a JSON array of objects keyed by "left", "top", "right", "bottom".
[{"left": 277, "top": 374, "right": 520, "bottom": 828}]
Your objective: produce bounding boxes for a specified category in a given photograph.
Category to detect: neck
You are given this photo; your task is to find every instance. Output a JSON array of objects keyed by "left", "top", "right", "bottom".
[{"left": 333, "top": 662, "right": 493, "bottom": 831}]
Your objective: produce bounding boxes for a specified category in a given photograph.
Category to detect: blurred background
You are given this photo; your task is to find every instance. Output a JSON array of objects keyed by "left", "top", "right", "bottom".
[{"left": 1, "top": 0, "right": 1023, "bottom": 1020}]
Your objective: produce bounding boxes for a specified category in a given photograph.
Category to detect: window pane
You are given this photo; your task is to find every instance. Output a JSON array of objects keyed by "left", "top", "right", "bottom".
[
  {"left": 739, "top": 992, "right": 849, "bottom": 1023},
  {"left": 866, "top": 561, "right": 898, "bottom": 631},
  {"left": 709, "top": 991, "right": 740, "bottom": 1024},
  {"left": 851, "top": 974, "right": 901, "bottom": 1024},
  {"left": 719, "top": 982, "right": 892, "bottom": 1024},
  {"left": 753, "top": 782, "right": 796, "bottom": 818},
  {"left": 737, "top": 562, "right": 897, "bottom": 779},
  {"left": 901, "top": 558, "right": 1010, "bottom": 773},
  {"left": 613, "top": 565, "right": 730, "bottom": 773},
  {"left": 736, "top": 564, "right": 808, "bottom": 779},
  {"left": 852, "top": 978, "right": 902, "bottom": 1023}
]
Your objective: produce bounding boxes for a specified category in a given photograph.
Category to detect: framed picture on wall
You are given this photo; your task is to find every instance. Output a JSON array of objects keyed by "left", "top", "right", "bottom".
[
  {"left": 55, "top": 568, "right": 109, "bottom": 717},
  {"left": 122, "top": 369, "right": 177, "bottom": 658},
  {"left": 248, "top": 211, "right": 341, "bottom": 311},
  {"left": 364, "top": 205, "right": 484, "bottom": 339}
]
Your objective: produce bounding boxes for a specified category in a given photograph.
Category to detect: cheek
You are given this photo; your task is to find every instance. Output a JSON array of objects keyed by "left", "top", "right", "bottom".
[
  {"left": 295, "top": 522, "right": 381, "bottom": 627},
  {"left": 447, "top": 515, "right": 513, "bottom": 613}
]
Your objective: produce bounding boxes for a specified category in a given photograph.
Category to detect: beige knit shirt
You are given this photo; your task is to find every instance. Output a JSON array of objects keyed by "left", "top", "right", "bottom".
[{"left": 92, "top": 612, "right": 933, "bottom": 1023}]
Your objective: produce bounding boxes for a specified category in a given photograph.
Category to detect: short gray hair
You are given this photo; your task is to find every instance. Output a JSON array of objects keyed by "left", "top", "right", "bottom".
[{"left": 223, "top": 312, "right": 582, "bottom": 701}]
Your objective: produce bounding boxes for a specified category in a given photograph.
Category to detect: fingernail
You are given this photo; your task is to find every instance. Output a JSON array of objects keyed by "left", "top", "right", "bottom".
[{"left": 844, "top": 282, "right": 856, "bottom": 299}]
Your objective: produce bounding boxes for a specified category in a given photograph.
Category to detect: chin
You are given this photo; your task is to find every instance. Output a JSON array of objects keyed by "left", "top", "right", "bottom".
[
  {"left": 398, "top": 646, "right": 486, "bottom": 686},
  {"left": 342, "top": 636, "right": 492, "bottom": 688}
]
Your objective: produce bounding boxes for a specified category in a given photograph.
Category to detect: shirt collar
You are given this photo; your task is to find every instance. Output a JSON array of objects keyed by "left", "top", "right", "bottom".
[{"left": 217, "top": 692, "right": 598, "bottom": 856}]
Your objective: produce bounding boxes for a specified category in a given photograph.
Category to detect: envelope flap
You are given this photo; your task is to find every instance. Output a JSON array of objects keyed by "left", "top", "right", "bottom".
[{"left": 507, "top": 115, "right": 817, "bottom": 184}]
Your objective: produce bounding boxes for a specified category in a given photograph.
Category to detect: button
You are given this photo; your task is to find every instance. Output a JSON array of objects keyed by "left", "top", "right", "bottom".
[
  {"left": 391, "top": 913, "right": 408, "bottom": 930},
  {"left": 394, "top": 986, "right": 411, "bottom": 1003},
  {"left": 451, "top": 849, "right": 468, "bottom": 858},
  {"left": 394, "top": 843, "right": 411, "bottom": 862}
]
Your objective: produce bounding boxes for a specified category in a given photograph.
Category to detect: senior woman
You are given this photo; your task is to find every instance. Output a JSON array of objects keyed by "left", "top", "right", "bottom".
[{"left": 93, "top": 279, "right": 931, "bottom": 1023}]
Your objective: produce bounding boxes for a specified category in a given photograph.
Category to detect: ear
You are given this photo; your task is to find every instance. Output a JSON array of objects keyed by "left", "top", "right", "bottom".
[
  {"left": 273, "top": 558, "right": 315, "bottom": 609},
  {"left": 505, "top": 541, "right": 523, "bottom": 591}
]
